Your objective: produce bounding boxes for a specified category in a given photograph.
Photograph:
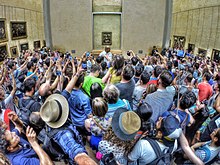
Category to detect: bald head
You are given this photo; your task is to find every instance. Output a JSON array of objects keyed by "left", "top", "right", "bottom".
[{"left": 39, "top": 83, "right": 51, "bottom": 97}]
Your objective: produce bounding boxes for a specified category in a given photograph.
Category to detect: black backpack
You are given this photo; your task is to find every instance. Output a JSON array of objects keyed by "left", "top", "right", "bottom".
[
  {"left": 18, "top": 98, "right": 35, "bottom": 127},
  {"left": 145, "top": 138, "right": 172, "bottom": 165}
]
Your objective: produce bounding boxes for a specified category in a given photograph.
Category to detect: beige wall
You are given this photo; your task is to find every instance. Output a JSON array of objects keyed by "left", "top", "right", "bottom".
[
  {"left": 50, "top": 0, "right": 167, "bottom": 56},
  {"left": 122, "top": 0, "right": 166, "bottom": 55},
  {"left": 0, "top": 0, "right": 44, "bottom": 57},
  {"left": 50, "top": 0, "right": 93, "bottom": 55},
  {"left": 171, "top": 0, "right": 220, "bottom": 58}
]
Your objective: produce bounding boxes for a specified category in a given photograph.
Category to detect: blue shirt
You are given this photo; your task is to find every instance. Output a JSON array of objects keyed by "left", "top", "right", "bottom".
[
  {"left": 63, "top": 89, "right": 92, "bottom": 126},
  {"left": 7, "top": 129, "right": 40, "bottom": 165},
  {"left": 27, "top": 71, "right": 38, "bottom": 81},
  {"left": 107, "top": 99, "right": 131, "bottom": 117}
]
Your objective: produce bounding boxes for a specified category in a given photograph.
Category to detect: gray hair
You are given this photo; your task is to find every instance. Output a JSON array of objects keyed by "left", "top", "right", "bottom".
[{"left": 103, "top": 84, "right": 120, "bottom": 104}]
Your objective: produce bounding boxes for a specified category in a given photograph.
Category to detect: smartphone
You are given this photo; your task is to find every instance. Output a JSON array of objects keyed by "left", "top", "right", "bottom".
[{"left": 82, "top": 63, "right": 87, "bottom": 69}]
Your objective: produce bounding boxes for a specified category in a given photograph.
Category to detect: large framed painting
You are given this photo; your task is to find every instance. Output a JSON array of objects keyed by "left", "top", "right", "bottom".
[
  {"left": 0, "top": 44, "right": 8, "bottom": 62},
  {"left": 10, "top": 46, "right": 18, "bottom": 58},
  {"left": 20, "top": 43, "right": 29, "bottom": 51},
  {"left": 11, "top": 21, "right": 27, "bottom": 40},
  {"left": 34, "top": 40, "right": 41, "bottom": 49},
  {"left": 0, "top": 18, "right": 7, "bottom": 43}
]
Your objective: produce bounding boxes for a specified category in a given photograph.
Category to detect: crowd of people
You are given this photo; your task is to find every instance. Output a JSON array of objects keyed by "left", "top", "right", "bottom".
[{"left": 0, "top": 45, "right": 220, "bottom": 165}]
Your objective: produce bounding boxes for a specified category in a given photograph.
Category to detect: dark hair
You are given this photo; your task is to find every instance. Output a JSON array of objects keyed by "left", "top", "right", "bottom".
[
  {"left": 91, "top": 64, "right": 101, "bottom": 73},
  {"left": 90, "top": 82, "right": 103, "bottom": 100},
  {"left": 29, "top": 112, "right": 45, "bottom": 134},
  {"left": 31, "top": 57, "right": 38, "bottom": 63},
  {"left": 8, "top": 61, "right": 16, "bottom": 69},
  {"left": 75, "top": 74, "right": 85, "bottom": 88},
  {"left": 45, "top": 58, "right": 50, "bottom": 67},
  {"left": 203, "top": 72, "right": 212, "bottom": 81},
  {"left": 185, "top": 73, "right": 193, "bottom": 83},
  {"left": 153, "top": 66, "right": 162, "bottom": 78},
  {"left": 159, "top": 70, "right": 173, "bottom": 88},
  {"left": 131, "top": 57, "right": 139, "bottom": 66},
  {"left": 194, "top": 63, "right": 200, "bottom": 70},
  {"left": 23, "top": 78, "right": 36, "bottom": 92},
  {"left": 166, "top": 61, "right": 172, "bottom": 71},
  {"left": 140, "top": 70, "right": 150, "bottom": 84},
  {"left": 136, "top": 103, "right": 152, "bottom": 122},
  {"left": 92, "top": 97, "right": 108, "bottom": 117},
  {"left": 101, "top": 61, "right": 107, "bottom": 71},
  {"left": 135, "top": 64, "right": 144, "bottom": 77},
  {"left": 0, "top": 127, "right": 8, "bottom": 153},
  {"left": 214, "top": 129, "right": 220, "bottom": 146},
  {"left": 122, "top": 64, "right": 134, "bottom": 81},
  {"left": 179, "top": 90, "right": 196, "bottom": 109},
  {"left": 27, "top": 61, "right": 34, "bottom": 70},
  {"left": 96, "top": 56, "right": 104, "bottom": 64},
  {"left": 112, "top": 55, "right": 124, "bottom": 76}
]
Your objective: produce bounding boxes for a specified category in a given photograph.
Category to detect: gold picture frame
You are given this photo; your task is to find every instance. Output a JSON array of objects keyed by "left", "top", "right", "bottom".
[
  {"left": 11, "top": 21, "right": 27, "bottom": 40},
  {"left": 20, "top": 42, "right": 29, "bottom": 52},
  {"left": 0, "top": 44, "right": 8, "bottom": 62},
  {"left": 10, "top": 46, "right": 18, "bottom": 58},
  {"left": 0, "top": 18, "right": 8, "bottom": 43}
]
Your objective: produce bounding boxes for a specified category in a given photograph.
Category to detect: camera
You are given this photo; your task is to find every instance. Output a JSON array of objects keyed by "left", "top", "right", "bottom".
[{"left": 127, "top": 51, "right": 131, "bottom": 56}]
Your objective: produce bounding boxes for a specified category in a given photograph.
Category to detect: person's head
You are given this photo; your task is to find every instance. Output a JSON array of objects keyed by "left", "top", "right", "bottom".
[
  {"left": 131, "top": 57, "right": 139, "bottom": 66},
  {"left": 105, "top": 46, "right": 110, "bottom": 53},
  {"left": 202, "top": 72, "right": 212, "bottom": 82},
  {"left": 214, "top": 80, "right": 220, "bottom": 92},
  {"left": 101, "top": 61, "right": 107, "bottom": 71},
  {"left": 45, "top": 58, "right": 50, "bottom": 68},
  {"left": 112, "top": 55, "right": 125, "bottom": 76},
  {"left": 179, "top": 90, "right": 196, "bottom": 109},
  {"left": 96, "top": 56, "right": 104, "bottom": 64},
  {"left": 39, "top": 82, "right": 52, "bottom": 97},
  {"left": 90, "top": 64, "right": 101, "bottom": 77},
  {"left": 193, "top": 63, "right": 199, "bottom": 70},
  {"left": 135, "top": 63, "right": 144, "bottom": 77},
  {"left": 90, "top": 82, "right": 103, "bottom": 100},
  {"left": 75, "top": 74, "right": 85, "bottom": 88},
  {"left": 136, "top": 103, "right": 152, "bottom": 122},
  {"left": 103, "top": 84, "right": 119, "bottom": 104},
  {"left": 122, "top": 64, "right": 134, "bottom": 81},
  {"left": 92, "top": 97, "right": 108, "bottom": 117},
  {"left": 185, "top": 73, "right": 193, "bottom": 84},
  {"left": 210, "top": 128, "right": 220, "bottom": 147},
  {"left": 153, "top": 66, "right": 162, "bottom": 78},
  {"left": 29, "top": 112, "right": 45, "bottom": 134},
  {"left": 140, "top": 70, "right": 150, "bottom": 85},
  {"left": 27, "top": 61, "right": 35, "bottom": 70},
  {"left": 166, "top": 61, "right": 172, "bottom": 71},
  {"left": 158, "top": 70, "right": 173, "bottom": 88},
  {"left": 23, "top": 78, "right": 36, "bottom": 94},
  {"left": 146, "top": 84, "right": 157, "bottom": 94},
  {"left": 8, "top": 61, "right": 17, "bottom": 70},
  {"left": 0, "top": 127, "right": 20, "bottom": 153}
]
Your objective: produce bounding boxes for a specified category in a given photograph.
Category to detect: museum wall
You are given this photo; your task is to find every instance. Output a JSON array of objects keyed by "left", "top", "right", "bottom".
[
  {"left": 49, "top": 0, "right": 167, "bottom": 56},
  {"left": 0, "top": 0, "right": 45, "bottom": 58},
  {"left": 171, "top": 0, "right": 220, "bottom": 58}
]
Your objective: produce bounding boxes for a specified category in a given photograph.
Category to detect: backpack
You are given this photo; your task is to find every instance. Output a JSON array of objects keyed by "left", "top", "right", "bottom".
[
  {"left": 145, "top": 138, "right": 172, "bottom": 165},
  {"left": 42, "top": 126, "right": 69, "bottom": 162},
  {"left": 18, "top": 98, "right": 35, "bottom": 127}
]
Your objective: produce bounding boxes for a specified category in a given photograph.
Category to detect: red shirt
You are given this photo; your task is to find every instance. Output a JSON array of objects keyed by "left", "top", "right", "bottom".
[{"left": 198, "top": 82, "right": 213, "bottom": 102}]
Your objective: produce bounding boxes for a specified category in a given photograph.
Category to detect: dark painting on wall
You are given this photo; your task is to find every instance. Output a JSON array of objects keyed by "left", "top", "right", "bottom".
[
  {"left": 102, "top": 32, "right": 112, "bottom": 45},
  {"left": 10, "top": 46, "right": 18, "bottom": 58},
  {"left": 0, "top": 19, "right": 7, "bottom": 43},
  {"left": 0, "top": 44, "right": 8, "bottom": 62},
  {"left": 34, "top": 40, "right": 41, "bottom": 49},
  {"left": 11, "top": 21, "right": 27, "bottom": 40},
  {"left": 20, "top": 43, "right": 29, "bottom": 51}
]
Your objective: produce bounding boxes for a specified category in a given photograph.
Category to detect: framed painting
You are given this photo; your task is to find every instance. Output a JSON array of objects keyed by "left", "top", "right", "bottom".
[
  {"left": 20, "top": 43, "right": 29, "bottom": 51},
  {"left": 10, "top": 46, "right": 18, "bottom": 58},
  {"left": 11, "top": 21, "right": 27, "bottom": 40},
  {"left": 34, "top": 40, "right": 41, "bottom": 49},
  {"left": 0, "top": 44, "right": 8, "bottom": 62},
  {"left": 198, "top": 48, "right": 207, "bottom": 57},
  {"left": 212, "top": 49, "right": 220, "bottom": 62},
  {"left": 0, "top": 18, "right": 7, "bottom": 43}
]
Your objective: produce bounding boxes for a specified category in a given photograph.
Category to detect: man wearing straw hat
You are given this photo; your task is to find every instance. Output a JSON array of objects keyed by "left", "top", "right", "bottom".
[{"left": 40, "top": 93, "right": 97, "bottom": 165}]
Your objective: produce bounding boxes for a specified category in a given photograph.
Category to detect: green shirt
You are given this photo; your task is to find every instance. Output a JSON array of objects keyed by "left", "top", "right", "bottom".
[{"left": 82, "top": 76, "right": 105, "bottom": 96}]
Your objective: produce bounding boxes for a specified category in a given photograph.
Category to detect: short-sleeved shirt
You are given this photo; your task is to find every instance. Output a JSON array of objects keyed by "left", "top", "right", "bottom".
[
  {"left": 109, "top": 67, "right": 122, "bottom": 84},
  {"left": 82, "top": 76, "right": 105, "bottom": 96},
  {"left": 107, "top": 99, "right": 131, "bottom": 117},
  {"left": 115, "top": 79, "right": 135, "bottom": 108},
  {"left": 198, "top": 82, "right": 213, "bottom": 102},
  {"left": 128, "top": 139, "right": 169, "bottom": 165},
  {"left": 7, "top": 129, "right": 40, "bottom": 165},
  {"left": 132, "top": 85, "right": 146, "bottom": 111}
]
